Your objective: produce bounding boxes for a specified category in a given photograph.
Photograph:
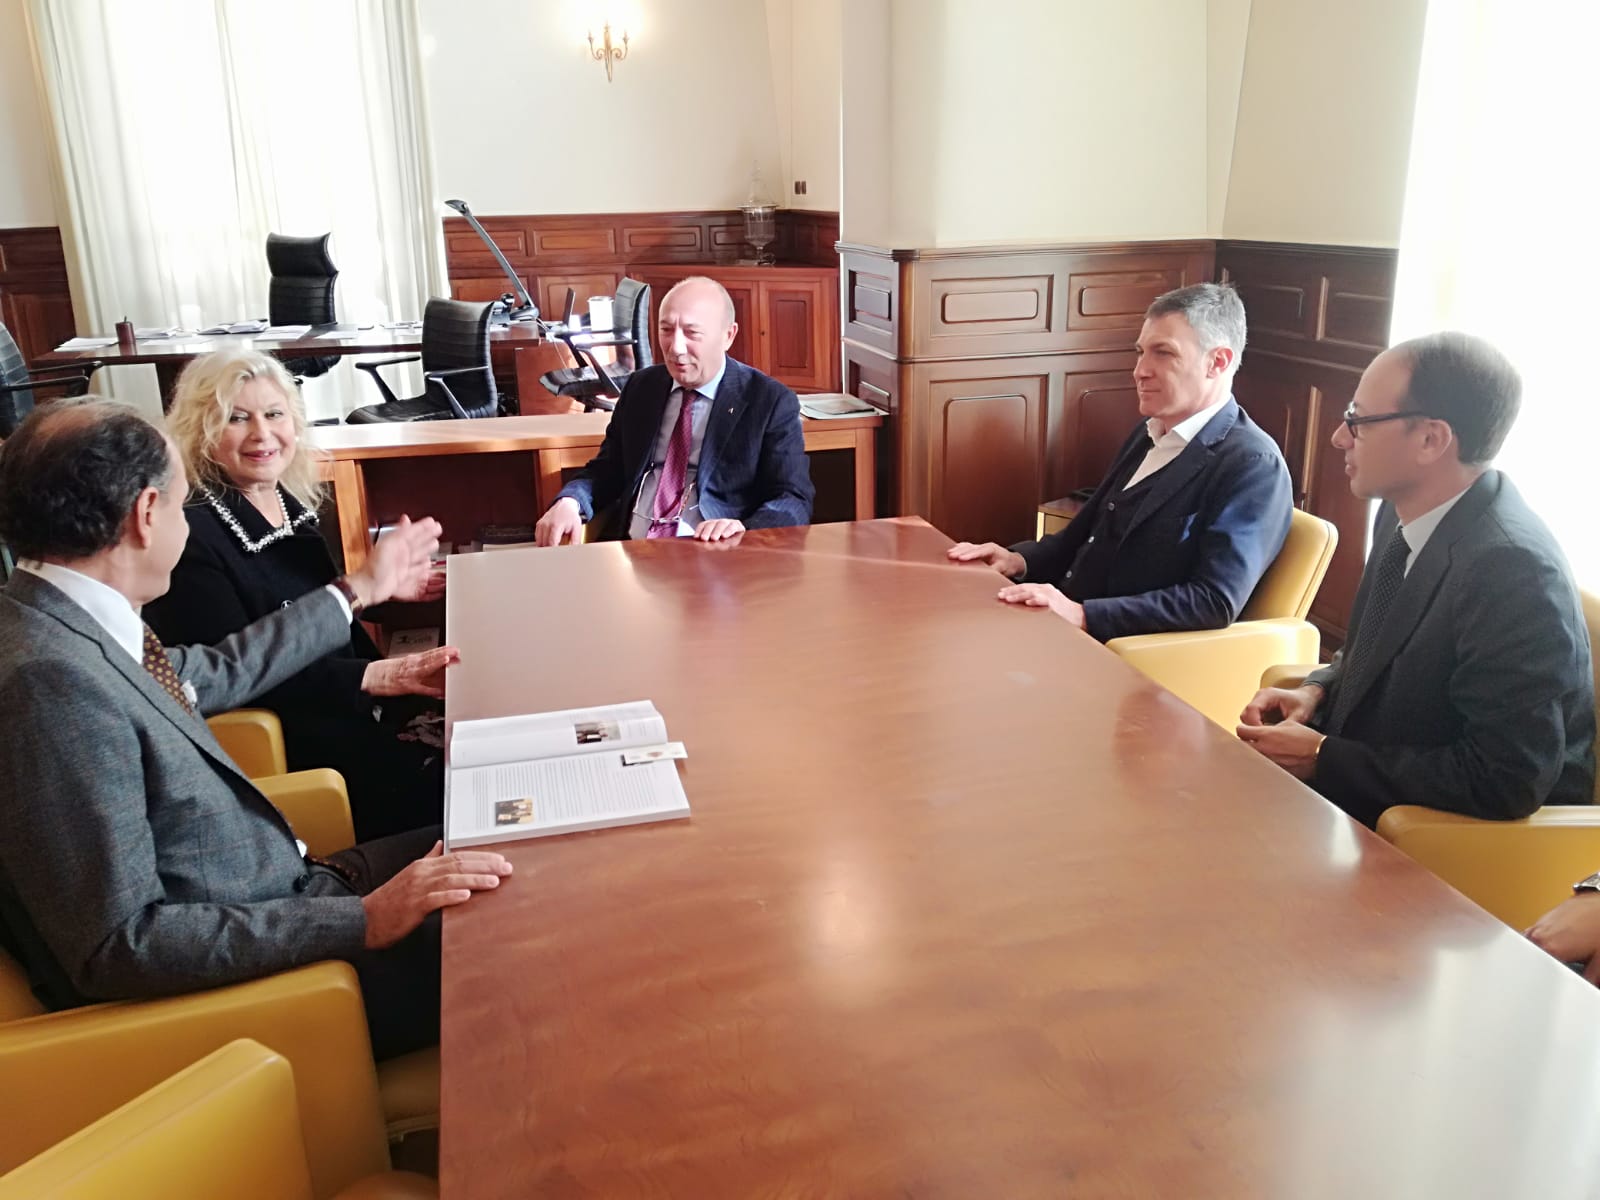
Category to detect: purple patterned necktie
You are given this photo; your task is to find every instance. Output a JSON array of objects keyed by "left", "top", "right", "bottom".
[{"left": 647, "top": 388, "right": 696, "bottom": 538}]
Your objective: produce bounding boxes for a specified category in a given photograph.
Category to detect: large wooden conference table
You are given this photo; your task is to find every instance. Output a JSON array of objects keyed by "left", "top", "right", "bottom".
[{"left": 440, "top": 518, "right": 1600, "bottom": 1199}]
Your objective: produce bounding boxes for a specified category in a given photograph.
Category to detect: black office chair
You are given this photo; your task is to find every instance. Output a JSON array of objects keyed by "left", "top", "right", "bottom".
[
  {"left": 346, "top": 298, "right": 499, "bottom": 423},
  {"left": 266, "top": 233, "right": 339, "bottom": 380},
  {"left": 539, "top": 278, "right": 653, "bottom": 413},
  {"left": 0, "top": 320, "right": 102, "bottom": 438}
]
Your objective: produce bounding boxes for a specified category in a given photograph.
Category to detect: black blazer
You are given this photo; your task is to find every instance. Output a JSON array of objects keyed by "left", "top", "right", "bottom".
[
  {"left": 554, "top": 357, "right": 814, "bottom": 538},
  {"left": 143, "top": 488, "right": 374, "bottom": 721},
  {"left": 1013, "top": 399, "right": 1293, "bottom": 641},
  {"left": 1309, "top": 471, "right": 1595, "bottom": 826}
]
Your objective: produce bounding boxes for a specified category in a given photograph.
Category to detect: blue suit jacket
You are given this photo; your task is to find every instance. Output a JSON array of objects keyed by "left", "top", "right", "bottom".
[
  {"left": 1012, "top": 398, "right": 1292, "bottom": 641},
  {"left": 554, "top": 358, "right": 814, "bottom": 537}
]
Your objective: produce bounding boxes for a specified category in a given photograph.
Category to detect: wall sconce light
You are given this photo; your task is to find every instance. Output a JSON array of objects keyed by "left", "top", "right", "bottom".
[{"left": 588, "top": 20, "right": 629, "bottom": 82}]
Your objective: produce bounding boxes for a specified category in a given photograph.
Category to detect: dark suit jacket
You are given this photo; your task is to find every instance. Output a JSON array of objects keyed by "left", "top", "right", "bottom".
[
  {"left": 554, "top": 357, "right": 814, "bottom": 538},
  {"left": 1012, "top": 399, "right": 1292, "bottom": 641},
  {"left": 0, "top": 573, "right": 365, "bottom": 1008},
  {"left": 1308, "top": 471, "right": 1595, "bottom": 826}
]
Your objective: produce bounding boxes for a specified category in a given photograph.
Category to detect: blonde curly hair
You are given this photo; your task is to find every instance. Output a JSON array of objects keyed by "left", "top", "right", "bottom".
[{"left": 165, "top": 350, "right": 326, "bottom": 510}]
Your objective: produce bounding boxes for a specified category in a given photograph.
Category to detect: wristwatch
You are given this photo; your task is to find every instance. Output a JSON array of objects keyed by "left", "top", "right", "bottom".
[
  {"left": 331, "top": 575, "right": 366, "bottom": 616},
  {"left": 1573, "top": 871, "right": 1600, "bottom": 895}
]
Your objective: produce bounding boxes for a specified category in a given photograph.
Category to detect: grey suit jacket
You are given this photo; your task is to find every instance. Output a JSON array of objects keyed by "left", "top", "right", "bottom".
[
  {"left": 1307, "top": 471, "right": 1595, "bottom": 826},
  {"left": 0, "top": 572, "right": 367, "bottom": 1008}
]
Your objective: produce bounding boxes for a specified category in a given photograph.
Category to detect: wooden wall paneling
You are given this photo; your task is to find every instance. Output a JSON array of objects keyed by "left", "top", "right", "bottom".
[
  {"left": 1049, "top": 353, "right": 1141, "bottom": 499},
  {"left": 538, "top": 272, "right": 623, "bottom": 321},
  {"left": 906, "top": 242, "right": 1215, "bottom": 360},
  {"left": 0, "top": 227, "right": 76, "bottom": 365},
  {"left": 900, "top": 355, "right": 1063, "bottom": 545},
  {"left": 759, "top": 276, "right": 832, "bottom": 391},
  {"left": 1218, "top": 240, "right": 1397, "bottom": 644},
  {"left": 838, "top": 247, "right": 903, "bottom": 358},
  {"left": 1217, "top": 242, "right": 1396, "bottom": 371}
]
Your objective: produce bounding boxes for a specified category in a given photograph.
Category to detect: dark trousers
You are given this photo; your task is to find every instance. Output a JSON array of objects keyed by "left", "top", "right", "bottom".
[{"left": 320, "top": 824, "right": 443, "bottom": 1061}]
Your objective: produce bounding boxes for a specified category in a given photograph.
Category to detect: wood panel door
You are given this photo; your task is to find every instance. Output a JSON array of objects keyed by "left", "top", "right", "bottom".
[
  {"left": 1049, "top": 353, "right": 1140, "bottom": 499},
  {"left": 722, "top": 280, "right": 759, "bottom": 372},
  {"left": 922, "top": 371, "right": 1046, "bottom": 545},
  {"left": 757, "top": 278, "right": 830, "bottom": 391}
]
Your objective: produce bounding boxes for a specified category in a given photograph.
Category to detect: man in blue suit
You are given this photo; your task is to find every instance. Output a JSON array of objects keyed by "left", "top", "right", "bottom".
[
  {"left": 535, "top": 276, "right": 814, "bottom": 545},
  {"left": 948, "top": 283, "right": 1292, "bottom": 642}
]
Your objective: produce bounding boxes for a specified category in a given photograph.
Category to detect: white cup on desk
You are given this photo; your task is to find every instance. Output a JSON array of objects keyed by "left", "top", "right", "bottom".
[{"left": 587, "top": 296, "right": 614, "bottom": 332}]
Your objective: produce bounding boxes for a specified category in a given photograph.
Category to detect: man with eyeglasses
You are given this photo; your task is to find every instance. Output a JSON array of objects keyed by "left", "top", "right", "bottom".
[
  {"left": 534, "top": 276, "right": 813, "bottom": 546},
  {"left": 1238, "top": 332, "right": 1593, "bottom": 827}
]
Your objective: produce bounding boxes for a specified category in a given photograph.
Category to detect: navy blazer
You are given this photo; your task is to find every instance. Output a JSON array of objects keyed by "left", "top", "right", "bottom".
[
  {"left": 1307, "top": 471, "right": 1594, "bottom": 826},
  {"left": 555, "top": 358, "right": 814, "bottom": 537},
  {"left": 1012, "top": 398, "right": 1292, "bottom": 641}
]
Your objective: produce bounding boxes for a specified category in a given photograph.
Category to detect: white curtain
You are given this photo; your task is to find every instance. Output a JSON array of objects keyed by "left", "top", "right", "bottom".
[
  {"left": 1390, "top": 0, "right": 1600, "bottom": 588},
  {"left": 25, "top": 0, "right": 447, "bottom": 421}
]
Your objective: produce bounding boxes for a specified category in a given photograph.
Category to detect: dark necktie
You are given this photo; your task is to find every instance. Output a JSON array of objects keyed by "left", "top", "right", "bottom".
[
  {"left": 647, "top": 388, "right": 696, "bottom": 538},
  {"left": 141, "top": 624, "right": 195, "bottom": 716},
  {"left": 1326, "top": 524, "right": 1410, "bottom": 733}
]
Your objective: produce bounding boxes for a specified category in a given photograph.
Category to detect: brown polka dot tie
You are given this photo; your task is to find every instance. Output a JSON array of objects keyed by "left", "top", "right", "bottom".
[{"left": 141, "top": 624, "right": 195, "bottom": 716}]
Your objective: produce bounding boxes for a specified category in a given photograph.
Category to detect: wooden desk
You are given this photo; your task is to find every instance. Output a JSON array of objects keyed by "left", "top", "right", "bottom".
[
  {"left": 306, "top": 413, "right": 880, "bottom": 570},
  {"left": 438, "top": 518, "right": 1600, "bottom": 1198},
  {"left": 31, "top": 324, "right": 571, "bottom": 413}
]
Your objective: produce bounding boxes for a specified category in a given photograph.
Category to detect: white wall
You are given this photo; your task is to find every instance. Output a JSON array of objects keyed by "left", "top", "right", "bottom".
[
  {"left": 1223, "top": 0, "right": 1428, "bottom": 246},
  {"left": 417, "top": 0, "right": 785, "bottom": 215},
  {"left": 873, "top": 0, "right": 1209, "bottom": 247},
  {"left": 840, "top": 0, "right": 893, "bottom": 244},
  {"left": 0, "top": 0, "right": 58, "bottom": 226},
  {"left": 1206, "top": 0, "right": 1251, "bottom": 237}
]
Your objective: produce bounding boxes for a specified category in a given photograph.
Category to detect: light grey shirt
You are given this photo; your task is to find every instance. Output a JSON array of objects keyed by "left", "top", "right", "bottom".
[
  {"left": 629, "top": 360, "right": 726, "bottom": 539},
  {"left": 1398, "top": 486, "right": 1471, "bottom": 574}
]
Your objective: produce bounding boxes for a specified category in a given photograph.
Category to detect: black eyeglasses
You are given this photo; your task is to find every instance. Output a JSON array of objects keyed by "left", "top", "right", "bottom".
[{"left": 1342, "top": 403, "right": 1431, "bottom": 436}]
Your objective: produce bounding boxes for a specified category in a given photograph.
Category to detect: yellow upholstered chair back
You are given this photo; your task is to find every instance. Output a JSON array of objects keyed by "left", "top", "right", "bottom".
[
  {"left": 0, "top": 1040, "right": 319, "bottom": 1200},
  {"left": 206, "top": 708, "right": 288, "bottom": 778},
  {"left": 0, "top": 945, "right": 45, "bottom": 1021},
  {"left": 1239, "top": 508, "right": 1337, "bottom": 622}
]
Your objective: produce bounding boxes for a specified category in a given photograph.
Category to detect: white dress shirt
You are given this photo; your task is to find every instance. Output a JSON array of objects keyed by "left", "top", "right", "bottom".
[
  {"left": 16, "top": 559, "right": 354, "bottom": 664},
  {"left": 1123, "top": 395, "right": 1233, "bottom": 490},
  {"left": 1398, "top": 486, "right": 1471, "bottom": 575},
  {"left": 17, "top": 560, "right": 145, "bottom": 662},
  {"left": 629, "top": 359, "right": 726, "bottom": 539}
]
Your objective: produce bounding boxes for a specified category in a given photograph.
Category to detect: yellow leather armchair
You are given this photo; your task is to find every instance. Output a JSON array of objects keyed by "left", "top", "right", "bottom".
[
  {"left": 1107, "top": 508, "right": 1337, "bottom": 728},
  {"left": 0, "top": 1039, "right": 433, "bottom": 1200},
  {"left": 0, "top": 770, "right": 439, "bottom": 1174},
  {"left": 1265, "top": 586, "right": 1600, "bottom": 929},
  {"left": 207, "top": 707, "right": 288, "bottom": 777}
]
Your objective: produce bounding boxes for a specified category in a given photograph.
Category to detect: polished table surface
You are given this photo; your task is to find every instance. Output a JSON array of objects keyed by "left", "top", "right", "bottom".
[{"left": 440, "top": 518, "right": 1600, "bottom": 1199}]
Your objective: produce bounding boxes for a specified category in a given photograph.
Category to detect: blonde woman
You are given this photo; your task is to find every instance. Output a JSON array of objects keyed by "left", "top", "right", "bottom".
[{"left": 147, "top": 350, "right": 451, "bottom": 839}]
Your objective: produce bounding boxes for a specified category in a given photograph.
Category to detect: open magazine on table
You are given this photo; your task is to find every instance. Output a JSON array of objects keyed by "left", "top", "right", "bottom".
[{"left": 445, "top": 700, "right": 688, "bottom": 848}]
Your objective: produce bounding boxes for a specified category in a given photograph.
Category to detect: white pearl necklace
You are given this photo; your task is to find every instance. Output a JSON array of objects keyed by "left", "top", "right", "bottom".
[{"left": 202, "top": 485, "right": 317, "bottom": 554}]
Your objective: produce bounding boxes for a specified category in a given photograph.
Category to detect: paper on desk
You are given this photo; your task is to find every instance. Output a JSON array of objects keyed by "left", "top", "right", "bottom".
[
  {"left": 253, "top": 324, "right": 311, "bottom": 340},
  {"left": 134, "top": 327, "right": 183, "bottom": 339},
  {"left": 199, "top": 320, "right": 269, "bottom": 335},
  {"left": 56, "top": 336, "right": 117, "bottom": 350}
]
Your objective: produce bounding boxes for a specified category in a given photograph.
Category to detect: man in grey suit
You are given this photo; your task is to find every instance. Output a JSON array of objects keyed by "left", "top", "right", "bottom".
[
  {"left": 0, "top": 400, "right": 512, "bottom": 1059},
  {"left": 1238, "top": 332, "right": 1594, "bottom": 827}
]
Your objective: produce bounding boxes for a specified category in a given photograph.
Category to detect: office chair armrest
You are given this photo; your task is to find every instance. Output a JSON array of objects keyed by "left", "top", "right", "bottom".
[
  {"left": 1376, "top": 805, "right": 1600, "bottom": 929},
  {"left": 205, "top": 708, "right": 287, "bottom": 778},
  {"left": 0, "top": 962, "right": 391, "bottom": 1197},
  {"left": 255, "top": 768, "right": 356, "bottom": 856},
  {"left": 1260, "top": 664, "right": 1321, "bottom": 690},
  {"left": 0, "top": 371, "right": 97, "bottom": 396},
  {"left": 1107, "top": 619, "right": 1322, "bottom": 730},
  {"left": 22, "top": 360, "right": 106, "bottom": 380},
  {"left": 421, "top": 365, "right": 485, "bottom": 379},
  {"left": 354, "top": 357, "right": 421, "bottom": 409}
]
